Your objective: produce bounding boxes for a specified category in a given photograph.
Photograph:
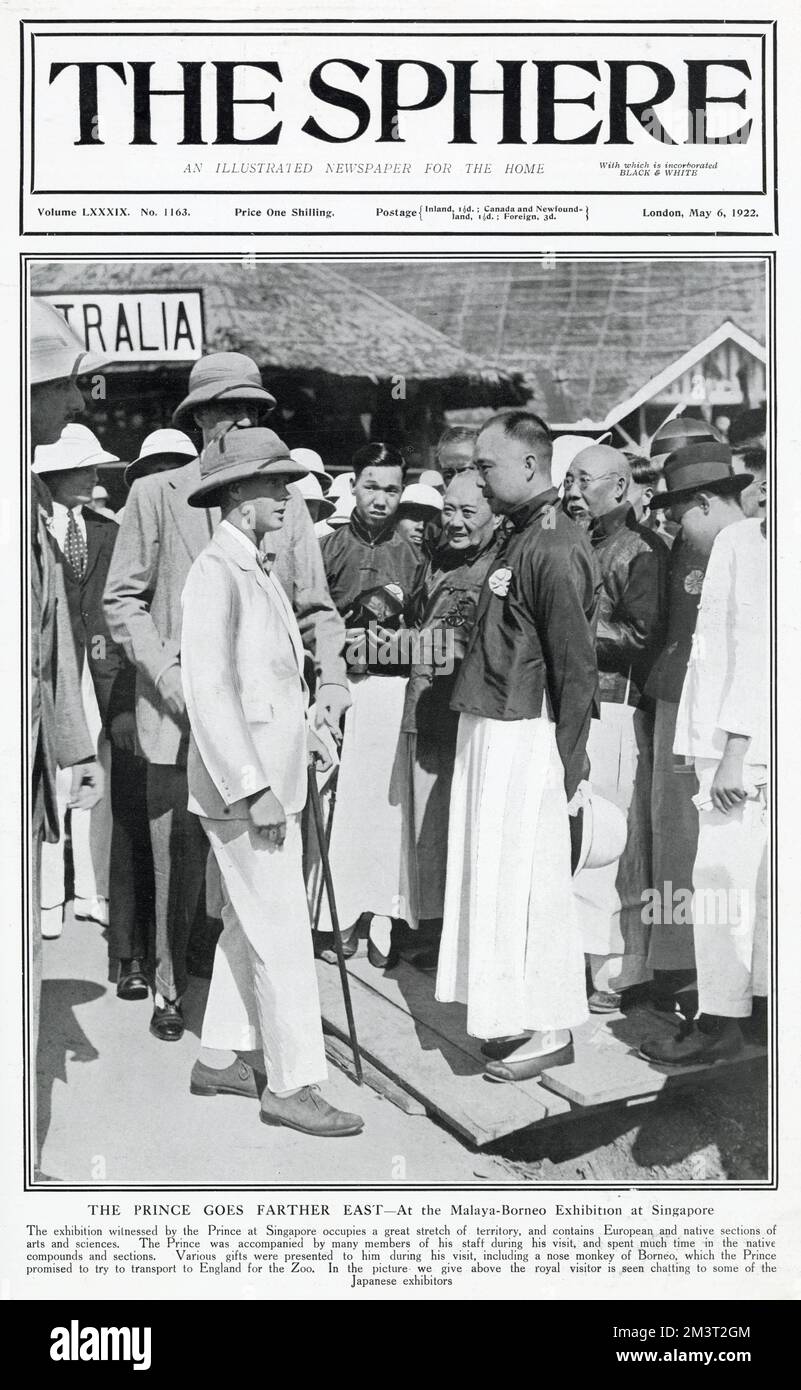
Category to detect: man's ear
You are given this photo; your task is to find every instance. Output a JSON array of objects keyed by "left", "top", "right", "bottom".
[
  {"left": 643, "top": 486, "right": 654, "bottom": 506},
  {"left": 524, "top": 452, "right": 538, "bottom": 479}
]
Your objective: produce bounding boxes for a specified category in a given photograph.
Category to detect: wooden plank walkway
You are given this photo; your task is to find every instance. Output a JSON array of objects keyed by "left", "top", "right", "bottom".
[{"left": 316, "top": 948, "right": 767, "bottom": 1148}]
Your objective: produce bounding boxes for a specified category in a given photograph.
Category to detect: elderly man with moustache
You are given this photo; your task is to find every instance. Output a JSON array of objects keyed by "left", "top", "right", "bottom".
[
  {"left": 436, "top": 411, "right": 599, "bottom": 1081},
  {"left": 104, "top": 352, "right": 349, "bottom": 1042},
  {"left": 569, "top": 443, "right": 668, "bottom": 1011}
]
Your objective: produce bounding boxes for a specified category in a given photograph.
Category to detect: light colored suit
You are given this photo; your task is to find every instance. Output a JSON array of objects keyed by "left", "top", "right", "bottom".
[
  {"left": 102, "top": 458, "right": 347, "bottom": 1000},
  {"left": 181, "top": 522, "right": 327, "bottom": 1094},
  {"left": 181, "top": 524, "right": 309, "bottom": 819},
  {"left": 103, "top": 458, "right": 347, "bottom": 766}
]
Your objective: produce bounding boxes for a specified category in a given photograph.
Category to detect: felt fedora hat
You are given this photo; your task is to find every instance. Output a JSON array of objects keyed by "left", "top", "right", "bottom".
[
  {"left": 648, "top": 441, "right": 751, "bottom": 511},
  {"left": 33, "top": 422, "right": 119, "bottom": 474},
  {"left": 124, "top": 428, "right": 198, "bottom": 487},
  {"left": 29, "top": 298, "right": 111, "bottom": 385},
  {"left": 649, "top": 414, "right": 719, "bottom": 470},
  {"left": 188, "top": 423, "right": 307, "bottom": 508},
  {"left": 172, "top": 352, "right": 277, "bottom": 427}
]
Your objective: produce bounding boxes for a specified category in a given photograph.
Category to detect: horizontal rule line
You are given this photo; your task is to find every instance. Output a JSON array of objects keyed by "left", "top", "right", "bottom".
[{"left": 28, "top": 189, "right": 767, "bottom": 197}]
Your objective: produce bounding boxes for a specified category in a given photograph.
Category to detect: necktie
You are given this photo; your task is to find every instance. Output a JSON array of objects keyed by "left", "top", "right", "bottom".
[
  {"left": 257, "top": 552, "right": 274, "bottom": 576},
  {"left": 64, "top": 509, "right": 87, "bottom": 579}
]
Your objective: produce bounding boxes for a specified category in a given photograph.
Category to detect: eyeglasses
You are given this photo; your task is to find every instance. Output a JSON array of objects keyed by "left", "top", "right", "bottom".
[{"left": 565, "top": 470, "right": 620, "bottom": 490}]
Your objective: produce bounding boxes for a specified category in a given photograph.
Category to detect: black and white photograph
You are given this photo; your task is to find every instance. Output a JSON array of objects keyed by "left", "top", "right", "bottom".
[{"left": 26, "top": 253, "right": 772, "bottom": 1188}]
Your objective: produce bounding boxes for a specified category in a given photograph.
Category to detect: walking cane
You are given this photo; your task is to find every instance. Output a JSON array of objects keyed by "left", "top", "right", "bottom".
[
  {"left": 312, "top": 769, "right": 337, "bottom": 932},
  {"left": 307, "top": 765, "right": 363, "bottom": 1084}
]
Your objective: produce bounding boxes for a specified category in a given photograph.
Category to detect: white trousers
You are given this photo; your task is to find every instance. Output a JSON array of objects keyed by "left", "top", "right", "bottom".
[
  {"left": 40, "top": 659, "right": 112, "bottom": 911},
  {"left": 577, "top": 703, "right": 653, "bottom": 992},
  {"left": 692, "top": 758, "right": 769, "bottom": 1019},
  {"left": 437, "top": 714, "right": 588, "bottom": 1039},
  {"left": 200, "top": 814, "right": 328, "bottom": 1094}
]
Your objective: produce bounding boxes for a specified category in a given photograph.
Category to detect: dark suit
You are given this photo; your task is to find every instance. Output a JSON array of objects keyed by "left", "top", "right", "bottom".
[
  {"left": 31, "top": 474, "right": 94, "bottom": 1052},
  {"left": 52, "top": 505, "right": 155, "bottom": 969}
]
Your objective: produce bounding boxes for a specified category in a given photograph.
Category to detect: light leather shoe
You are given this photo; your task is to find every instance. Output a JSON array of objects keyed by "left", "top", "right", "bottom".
[
  {"left": 74, "top": 896, "right": 109, "bottom": 927},
  {"left": 190, "top": 1057, "right": 265, "bottom": 1099},
  {"left": 484, "top": 1040, "right": 574, "bottom": 1083},
  {"left": 260, "top": 1085, "right": 364, "bottom": 1137}
]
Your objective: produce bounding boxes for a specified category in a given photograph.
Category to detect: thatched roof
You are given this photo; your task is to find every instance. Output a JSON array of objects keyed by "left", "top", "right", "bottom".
[
  {"left": 30, "top": 260, "right": 507, "bottom": 385},
  {"left": 336, "top": 259, "right": 767, "bottom": 424}
]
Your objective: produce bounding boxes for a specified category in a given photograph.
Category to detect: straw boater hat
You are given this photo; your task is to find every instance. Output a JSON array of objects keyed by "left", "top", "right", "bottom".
[
  {"left": 172, "top": 352, "right": 277, "bottom": 428},
  {"left": 294, "top": 471, "right": 336, "bottom": 519},
  {"left": 30, "top": 298, "right": 110, "bottom": 385},
  {"left": 290, "top": 447, "right": 334, "bottom": 494},
  {"left": 648, "top": 441, "right": 751, "bottom": 511},
  {"left": 124, "top": 428, "right": 198, "bottom": 487},
  {"left": 33, "top": 422, "right": 119, "bottom": 474},
  {"left": 398, "top": 483, "right": 444, "bottom": 516},
  {"left": 187, "top": 423, "right": 307, "bottom": 508}
]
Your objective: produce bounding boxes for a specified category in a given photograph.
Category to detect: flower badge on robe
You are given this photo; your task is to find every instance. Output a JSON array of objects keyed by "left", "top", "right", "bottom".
[
  {"left": 683, "top": 569, "right": 705, "bottom": 596},
  {"left": 488, "top": 567, "right": 512, "bottom": 598}
]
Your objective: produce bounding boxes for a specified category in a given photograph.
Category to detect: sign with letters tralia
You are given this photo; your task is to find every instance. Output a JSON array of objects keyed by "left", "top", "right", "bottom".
[{"left": 37, "top": 291, "right": 204, "bottom": 361}]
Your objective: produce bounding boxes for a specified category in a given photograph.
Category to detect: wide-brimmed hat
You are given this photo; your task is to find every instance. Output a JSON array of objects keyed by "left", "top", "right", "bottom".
[
  {"left": 172, "top": 352, "right": 277, "bottom": 427},
  {"left": 328, "top": 471, "right": 355, "bottom": 500},
  {"left": 294, "top": 471, "right": 336, "bottom": 519},
  {"left": 648, "top": 441, "right": 751, "bottom": 511},
  {"left": 649, "top": 414, "right": 719, "bottom": 470},
  {"left": 33, "top": 422, "right": 119, "bottom": 474},
  {"left": 187, "top": 423, "right": 306, "bottom": 508},
  {"left": 290, "top": 447, "right": 334, "bottom": 494},
  {"left": 551, "top": 434, "right": 597, "bottom": 490},
  {"left": 124, "top": 428, "right": 198, "bottom": 487},
  {"left": 327, "top": 493, "right": 355, "bottom": 528},
  {"left": 418, "top": 468, "right": 445, "bottom": 494},
  {"left": 30, "top": 299, "right": 111, "bottom": 385},
  {"left": 398, "top": 483, "right": 444, "bottom": 516},
  {"left": 575, "top": 790, "right": 628, "bottom": 874}
]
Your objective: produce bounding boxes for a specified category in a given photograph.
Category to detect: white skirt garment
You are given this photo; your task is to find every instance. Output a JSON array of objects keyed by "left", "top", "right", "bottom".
[
  {"left": 314, "top": 674, "right": 408, "bottom": 931},
  {"left": 436, "top": 713, "right": 589, "bottom": 1039}
]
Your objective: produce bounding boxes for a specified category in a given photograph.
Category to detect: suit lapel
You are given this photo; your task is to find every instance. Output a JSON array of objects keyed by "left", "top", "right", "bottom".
[
  {"left": 81, "top": 509, "right": 106, "bottom": 587},
  {"left": 212, "top": 526, "right": 305, "bottom": 677}
]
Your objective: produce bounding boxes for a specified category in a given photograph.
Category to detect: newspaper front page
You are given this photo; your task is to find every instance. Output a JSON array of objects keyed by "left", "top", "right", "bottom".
[{"left": 1, "top": 0, "right": 798, "bottom": 1335}]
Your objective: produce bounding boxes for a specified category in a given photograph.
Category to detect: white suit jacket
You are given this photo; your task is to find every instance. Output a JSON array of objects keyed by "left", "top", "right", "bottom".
[
  {"left": 674, "top": 517, "right": 767, "bottom": 768},
  {"left": 181, "top": 523, "right": 309, "bottom": 819}
]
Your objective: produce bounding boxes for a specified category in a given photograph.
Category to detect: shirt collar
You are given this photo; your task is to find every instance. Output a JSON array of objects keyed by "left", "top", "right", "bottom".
[
  {"left": 51, "top": 500, "right": 83, "bottom": 519},
  {"left": 221, "top": 518, "right": 260, "bottom": 560},
  {"left": 505, "top": 487, "right": 559, "bottom": 533},
  {"left": 589, "top": 501, "right": 634, "bottom": 541}
]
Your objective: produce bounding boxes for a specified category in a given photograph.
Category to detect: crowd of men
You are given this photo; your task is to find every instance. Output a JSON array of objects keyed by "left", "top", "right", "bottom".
[{"left": 29, "top": 295, "right": 769, "bottom": 1146}]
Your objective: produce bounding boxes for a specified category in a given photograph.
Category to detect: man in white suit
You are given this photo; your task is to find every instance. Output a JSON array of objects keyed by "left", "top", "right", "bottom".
[
  {"left": 181, "top": 425, "right": 364, "bottom": 1137},
  {"left": 104, "top": 352, "right": 349, "bottom": 1042}
]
